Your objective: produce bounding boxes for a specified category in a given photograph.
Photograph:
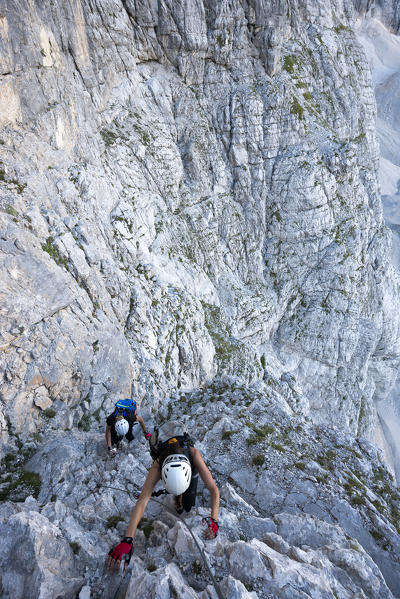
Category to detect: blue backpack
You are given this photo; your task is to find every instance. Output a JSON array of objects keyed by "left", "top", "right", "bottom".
[{"left": 113, "top": 398, "right": 137, "bottom": 420}]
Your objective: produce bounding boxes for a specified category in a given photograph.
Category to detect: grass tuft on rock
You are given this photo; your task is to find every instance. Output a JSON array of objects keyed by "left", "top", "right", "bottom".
[
  {"left": 252, "top": 454, "right": 265, "bottom": 467},
  {"left": 41, "top": 236, "right": 69, "bottom": 270}
]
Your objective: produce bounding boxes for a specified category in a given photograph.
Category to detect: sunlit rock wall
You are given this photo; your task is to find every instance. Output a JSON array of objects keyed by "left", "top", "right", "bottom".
[{"left": 1, "top": 0, "right": 400, "bottom": 449}]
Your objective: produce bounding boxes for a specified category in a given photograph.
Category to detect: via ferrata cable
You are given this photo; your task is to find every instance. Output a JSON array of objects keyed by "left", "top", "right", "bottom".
[{"left": 100, "top": 483, "right": 224, "bottom": 599}]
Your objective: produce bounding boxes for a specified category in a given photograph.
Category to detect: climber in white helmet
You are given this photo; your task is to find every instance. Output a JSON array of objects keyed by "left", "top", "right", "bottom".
[
  {"left": 105, "top": 398, "right": 150, "bottom": 457},
  {"left": 106, "top": 421, "right": 220, "bottom": 572}
]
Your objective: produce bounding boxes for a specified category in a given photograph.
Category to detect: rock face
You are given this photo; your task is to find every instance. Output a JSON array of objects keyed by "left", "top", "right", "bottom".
[
  {"left": 1, "top": 0, "right": 400, "bottom": 447},
  {"left": 354, "top": 0, "right": 400, "bottom": 33},
  {"left": 1, "top": 380, "right": 400, "bottom": 598},
  {"left": 0, "top": 508, "right": 83, "bottom": 599},
  {"left": 356, "top": 9, "right": 400, "bottom": 480},
  {"left": 1, "top": 0, "right": 400, "bottom": 597}
]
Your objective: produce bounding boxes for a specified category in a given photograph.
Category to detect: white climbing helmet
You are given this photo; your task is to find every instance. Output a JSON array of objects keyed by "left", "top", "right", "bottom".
[
  {"left": 161, "top": 454, "right": 192, "bottom": 495},
  {"left": 115, "top": 417, "right": 129, "bottom": 436}
]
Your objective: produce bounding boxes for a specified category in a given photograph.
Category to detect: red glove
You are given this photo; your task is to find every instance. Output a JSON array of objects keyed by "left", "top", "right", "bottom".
[
  {"left": 108, "top": 537, "right": 133, "bottom": 564},
  {"left": 202, "top": 517, "right": 219, "bottom": 538},
  {"left": 145, "top": 432, "right": 152, "bottom": 440}
]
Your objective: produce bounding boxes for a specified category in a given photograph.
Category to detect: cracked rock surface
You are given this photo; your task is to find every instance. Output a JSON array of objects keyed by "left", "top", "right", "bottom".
[
  {"left": 1, "top": 0, "right": 400, "bottom": 597},
  {"left": 1, "top": 0, "right": 400, "bottom": 443},
  {"left": 1, "top": 380, "right": 400, "bottom": 598}
]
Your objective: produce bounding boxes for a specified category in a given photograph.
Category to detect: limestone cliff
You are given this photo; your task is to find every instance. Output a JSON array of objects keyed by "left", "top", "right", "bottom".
[
  {"left": 1, "top": 0, "right": 399, "bottom": 445},
  {"left": 1, "top": 1, "right": 400, "bottom": 598}
]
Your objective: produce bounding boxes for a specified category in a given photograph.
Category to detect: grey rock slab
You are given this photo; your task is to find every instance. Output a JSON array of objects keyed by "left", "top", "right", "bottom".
[
  {"left": 201, "top": 576, "right": 259, "bottom": 598},
  {"left": 240, "top": 515, "right": 277, "bottom": 541},
  {"left": 220, "top": 482, "right": 260, "bottom": 516},
  {"left": 274, "top": 512, "right": 350, "bottom": 549},
  {"left": 255, "top": 472, "right": 287, "bottom": 513},
  {"left": 263, "top": 532, "right": 290, "bottom": 555},
  {"left": 78, "top": 586, "right": 91, "bottom": 599},
  {"left": 0, "top": 510, "right": 83, "bottom": 599},
  {"left": 0, "top": 237, "right": 74, "bottom": 343},
  {"left": 126, "top": 561, "right": 199, "bottom": 599},
  {"left": 227, "top": 540, "right": 273, "bottom": 584},
  {"left": 302, "top": 501, "right": 334, "bottom": 521},
  {"left": 330, "top": 499, "right": 400, "bottom": 597}
]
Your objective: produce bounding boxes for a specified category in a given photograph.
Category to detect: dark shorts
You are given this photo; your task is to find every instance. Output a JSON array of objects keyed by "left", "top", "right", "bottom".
[
  {"left": 182, "top": 472, "right": 199, "bottom": 512},
  {"left": 111, "top": 424, "right": 137, "bottom": 446}
]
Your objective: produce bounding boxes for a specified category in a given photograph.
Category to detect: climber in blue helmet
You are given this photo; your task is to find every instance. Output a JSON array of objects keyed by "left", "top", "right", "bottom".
[{"left": 105, "top": 398, "right": 151, "bottom": 456}]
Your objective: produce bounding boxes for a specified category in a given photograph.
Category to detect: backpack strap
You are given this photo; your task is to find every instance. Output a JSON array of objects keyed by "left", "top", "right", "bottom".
[
  {"left": 149, "top": 425, "right": 193, "bottom": 462},
  {"left": 124, "top": 408, "right": 137, "bottom": 421},
  {"left": 154, "top": 434, "right": 193, "bottom": 466},
  {"left": 112, "top": 406, "right": 122, "bottom": 418},
  {"left": 149, "top": 426, "right": 160, "bottom": 460}
]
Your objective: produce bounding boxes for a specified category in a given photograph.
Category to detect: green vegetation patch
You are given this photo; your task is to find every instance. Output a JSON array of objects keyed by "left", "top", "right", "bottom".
[
  {"left": 221, "top": 429, "right": 239, "bottom": 441},
  {"left": 0, "top": 164, "right": 26, "bottom": 194},
  {"left": 370, "top": 529, "right": 384, "bottom": 543},
  {"left": 106, "top": 515, "right": 124, "bottom": 529},
  {"left": 334, "top": 23, "right": 352, "bottom": 34},
  {"left": 271, "top": 442, "right": 285, "bottom": 453},
  {"left": 372, "top": 499, "right": 386, "bottom": 514},
  {"left": 252, "top": 454, "right": 265, "bottom": 467},
  {"left": 315, "top": 473, "right": 329, "bottom": 484},
  {"left": 41, "top": 236, "right": 69, "bottom": 269},
  {"left": 138, "top": 517, "right": 154, "bottom": 539},
  {"left": 201, "top": 301, "right": 248, "bottom": 372},
  {"left": 344, "top": 475, "right": 364, "bottom": 495},
  {"left": 0, "top": 469, "right": 41, "bottom": 502},
  {"left": 69, "top": 541, "right": 81, "bottom": 554},
  {"left": 373, "top": 466, "right": 387, "bottom": 485},
  {"left": 193, "top": 560, "right": 202, "bottom": 575},
  {"left": 5, "top": 204, "right": 19, "bottom": 217},
  {"left": 283, "top": 55, "right": 300, "bottom": 74},
  {"left": 3, "top": 453, "right": 17, "bottom": 469},
  {"left": 78, "top": 414, "right": 91, "bottom": 432},
  {"left": 100, "top": 128, "right": 119, "bottom": 147},
  {"left": 290, "top": 97, "right": 304, "bottom": 120},
  {"left": 42, "top": 408, "right": 56, "bottom": 419},
  {"left": 317, "top": 449, "right": 337, "bottom": 470},
  {"left": 247, "top": 422, "right": 274, "bottom": 445},
  {"left": 294, "top": 461, "right": 307, "bottom": 471},
  {"left": 350, "top": 495, "right": 366, "bottom": 507}
]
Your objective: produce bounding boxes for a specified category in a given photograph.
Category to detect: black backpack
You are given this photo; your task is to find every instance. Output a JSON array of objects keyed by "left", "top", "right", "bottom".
[{"left": 149, "top": 420, "right": 193, "bottom": 461}]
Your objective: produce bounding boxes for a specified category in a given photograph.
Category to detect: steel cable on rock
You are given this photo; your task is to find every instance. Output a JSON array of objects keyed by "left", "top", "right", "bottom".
[{"left": 99, "top": 483, "right": 224, "bottom": 599}]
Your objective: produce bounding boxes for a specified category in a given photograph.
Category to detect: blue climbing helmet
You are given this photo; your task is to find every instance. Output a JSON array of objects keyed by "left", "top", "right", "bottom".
[{"left": 114, "top": 398, "right": 136, "bottom": 419}]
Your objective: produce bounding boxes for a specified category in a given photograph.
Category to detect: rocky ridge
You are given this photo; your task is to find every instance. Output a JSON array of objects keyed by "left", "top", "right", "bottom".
[{"left": 1, "top": 379, "right": 400, "bottom": 598}]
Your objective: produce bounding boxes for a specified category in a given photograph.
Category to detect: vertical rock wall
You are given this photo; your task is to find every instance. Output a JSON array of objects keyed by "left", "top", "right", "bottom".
[
  {"left": 357, "top": 7, "right": 400, "bottom": 477},
  {"left": 354, "top": 0, "right": 400, "bottom": 33},
  {"left": 1, "top": 0, "right": 399, "bottom": 449}
]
